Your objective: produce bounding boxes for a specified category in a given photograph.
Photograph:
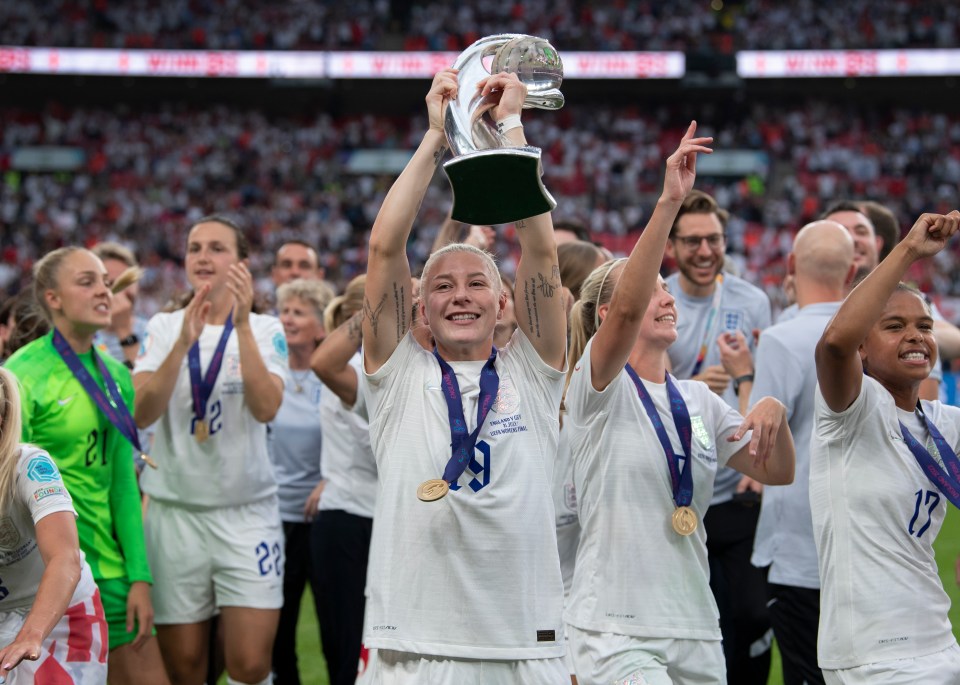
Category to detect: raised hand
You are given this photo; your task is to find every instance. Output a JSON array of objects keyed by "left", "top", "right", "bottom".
[
  {"left": 427, "top": 68, "right": 459, "bottom": 134},
  {"left": 226, "top": 262, "right": 255, "bottom": 327},
  {"left": 476, "top": 72, "right": 528, "bottom": 123},
  {"left": 662, "top": 120, "right": 714, "bottom": 203},
  {"left": 178, "top": 283, "right": 211, "bottom": 348},
  {"left": 901, "top": 210, "right": 960, "bottom": 261},
  {"left": 717, "top": 330, "right": 754, "bottom": 378}
]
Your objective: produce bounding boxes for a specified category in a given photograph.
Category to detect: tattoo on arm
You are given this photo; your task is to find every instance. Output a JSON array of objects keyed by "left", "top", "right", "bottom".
[
  {"left": 393, "top": 283, "right": 406, "bottom": 342},
  {"left": 537, "top": 271, "right": 558, "bottom": 297},
  {"left": 363, "top": 294, "right": 387, "bottom": 338},
  {"left": 433, "top": 145, "right": 448, "bottom": 167},
  {"left": 523, "top": 277, "right": 542, "bottom": 338},
  {"left": 345, "top": 311, "right": 364, "bottom": 344}
]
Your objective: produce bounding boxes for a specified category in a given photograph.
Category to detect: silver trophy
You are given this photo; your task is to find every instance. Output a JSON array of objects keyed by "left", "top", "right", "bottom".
[{"left": 443, "top": 34, "right": 564, "bottom": 226}]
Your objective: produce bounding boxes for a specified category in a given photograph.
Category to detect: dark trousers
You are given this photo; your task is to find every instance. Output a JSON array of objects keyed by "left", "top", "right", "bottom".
[
  {"left": 274, "top": 521, "right": 323, "bottom": 685},
  {"left": 705, "top": 498, "right": 771, "bottom": 685},
  {"left": 311, "top": 509, "right": 373, "bottom": 685},
  {"left": 768, "top": 583, "right": 826, "bottom": 685}
]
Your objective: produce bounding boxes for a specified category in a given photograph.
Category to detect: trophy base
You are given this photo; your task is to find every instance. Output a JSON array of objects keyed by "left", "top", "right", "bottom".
[{"left": 444, "top": 147, "right": 557, "bottom": 226}]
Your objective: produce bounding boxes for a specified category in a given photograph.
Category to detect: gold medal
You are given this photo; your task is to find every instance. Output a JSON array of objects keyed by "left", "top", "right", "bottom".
[
  {"left": 417, "top": 479, "right": 449, "bottom": 502},
  {"left": 140, "top": 453, "right": 159, "bottom": 470},
  {"left": 671, "top": 506, "right": 698, "bottom": 536},
  {"left": 194, "top": 419, "right": 209, "bottom": 443}
]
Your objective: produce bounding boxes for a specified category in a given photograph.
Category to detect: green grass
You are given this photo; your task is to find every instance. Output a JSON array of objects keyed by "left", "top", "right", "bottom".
[{"left": 219, "top": 507, "right": 960, "bottom": 684}]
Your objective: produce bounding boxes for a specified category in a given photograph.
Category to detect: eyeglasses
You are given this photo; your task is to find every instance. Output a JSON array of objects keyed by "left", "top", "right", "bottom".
[{"left": 673, "top": 234, "right": 725, "bottom": 250}]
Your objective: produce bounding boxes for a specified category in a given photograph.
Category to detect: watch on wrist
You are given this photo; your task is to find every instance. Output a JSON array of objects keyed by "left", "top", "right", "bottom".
[
  {"left": 118, "top": 333, "right": 140, "bottom": 348},
  {"left": 733, "top": 373, "right": 754, "bottom": 393}
]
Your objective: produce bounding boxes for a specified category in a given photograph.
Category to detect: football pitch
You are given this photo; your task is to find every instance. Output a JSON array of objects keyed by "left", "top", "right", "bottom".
[{"left": 229, "top": 505, "right": 960, "bottom": 685}]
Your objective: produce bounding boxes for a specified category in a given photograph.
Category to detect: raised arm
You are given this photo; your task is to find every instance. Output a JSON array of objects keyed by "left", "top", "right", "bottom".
[
  {"left": 363, "top": 70, "right": 457, "bottom": 373},
  {"left": 312, "top": 311, "right": 363, "bottom": 407},
  {"left": 590, "top": 122, "right": 713, "bottom": 389},
  {"left": 816, "top": 211, "right": 960, "bottom": 412},
  {"left": 477, "top": 72, "right": 570, "bottom": 370}
]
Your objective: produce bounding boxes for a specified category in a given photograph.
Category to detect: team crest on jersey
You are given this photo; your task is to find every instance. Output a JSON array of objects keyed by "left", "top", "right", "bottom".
[
  {"left": 492, "top": 376, "right": 520, "bottom": 414},
  {"left": 691, "top": 416, "right": 712, "bottom": 449},
  {"left": 720, "top": 309, "right": 744, "bottom": 332},
  {"left": 225, "top": 355, "right": 242, "bottom": 378},
  {"left": 0, "top": 517, "right": 21, "bottom": 549},
  {"left": 27, "top": 456, "right": 61, "bottom": 483}
]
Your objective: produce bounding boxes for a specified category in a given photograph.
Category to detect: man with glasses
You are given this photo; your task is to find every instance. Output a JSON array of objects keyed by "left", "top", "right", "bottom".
[{"left": 664, "top": 189, "right": 773, "bottom": 685}]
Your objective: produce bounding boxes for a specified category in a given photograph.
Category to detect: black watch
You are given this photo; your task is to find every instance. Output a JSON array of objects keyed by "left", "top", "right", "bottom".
[
  {"left": 733, "top": 373, "right": 754, "bottom": 393},
  {"left": 118, "top": 333, "right": 140, "bottom": 348}
]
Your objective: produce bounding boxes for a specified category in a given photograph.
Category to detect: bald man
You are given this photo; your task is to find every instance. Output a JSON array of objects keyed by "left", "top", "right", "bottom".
[
  {"left": 749, "top": 221, "right": 856, "bottom": 685},
  {"left": 272, "top": 241, "right": 324, "bottom": 287}
]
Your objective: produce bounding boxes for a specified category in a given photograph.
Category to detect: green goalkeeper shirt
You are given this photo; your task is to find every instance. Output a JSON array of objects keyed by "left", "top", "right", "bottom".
[{"left": 5, "top": 332, "right": 152, "bottom": 584}]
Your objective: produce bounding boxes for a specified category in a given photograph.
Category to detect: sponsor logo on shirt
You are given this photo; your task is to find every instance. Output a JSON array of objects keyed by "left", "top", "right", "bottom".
[
  {"left": 27, "top": 456, "right": 61, "bottom": 484},
  {"left": 0, "top": 517, "right": 22, "bottom": 549},
  {"left": 32, "top": 485, "right": 66, "bottom": 504}
]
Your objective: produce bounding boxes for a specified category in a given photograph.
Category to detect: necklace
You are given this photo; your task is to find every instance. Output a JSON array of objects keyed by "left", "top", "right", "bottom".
[{"left": 290, "top": 368, "right": 312, "bottom": 393}]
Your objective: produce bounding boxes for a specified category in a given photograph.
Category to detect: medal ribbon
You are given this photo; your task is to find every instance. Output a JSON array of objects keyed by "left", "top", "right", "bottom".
[
  {"left": 433, "top": 347, "right": 499, "bottom": 485},
  {"left": 690, "top": 273, "right": 724, "bottom": 377},
  {"left": 900, "top": 401, "right": 960, "bottom": 508},
  {"left": 188, "top": 312, "right": 234, "bottom": 424},
  {"left": 625, "top": 364, "right": 694, "bottom": 508},
  {"left": 52, "top": 329, "right": 145, "bottom": 455}
]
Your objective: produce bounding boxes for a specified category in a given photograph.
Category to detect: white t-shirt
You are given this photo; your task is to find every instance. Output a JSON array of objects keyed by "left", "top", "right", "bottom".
[
  {"left": 136, "top": 310, "right": 288, "bottom": 508},
  {"left": 361, "top": 330, "right": 566, "bottom": 660},
  {"left": 553, "top": 424, "right": 579, "bottom": 596},
  {"left": 564, "top": 338, "right": 748, "bottom": 640},
  {"left": 810, "top": 376, "right": 959, "bottom": 670},
  {"left": 318, "top": 352, "right": 377, "bottom": 519},
  {"left": 0, "top": 446, "right": 97, "bottom": 610}
]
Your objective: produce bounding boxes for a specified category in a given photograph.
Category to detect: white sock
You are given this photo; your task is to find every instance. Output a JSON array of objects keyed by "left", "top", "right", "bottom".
[{"left": 225, "top": 675, "right": 273, "bottom": 685}]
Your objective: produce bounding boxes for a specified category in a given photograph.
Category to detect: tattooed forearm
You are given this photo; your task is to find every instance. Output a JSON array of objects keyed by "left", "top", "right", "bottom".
[
  {"left": 345, "top": 311, "right": 364, "bottom": 344},
  {"left": 535, "top": 265, "right": 560, "bottom": 297},
  {"left": 523, "top": 277, "right": 542, "bottom": 338},
  {"left": 393, "top": 282, "right": 406, "bottom": 342},
  {"left": 433, "top": 145, "right": 448, "bottom": 167},
  {"left": 364, "top": 294, "right": 387, "bottom": 338}
]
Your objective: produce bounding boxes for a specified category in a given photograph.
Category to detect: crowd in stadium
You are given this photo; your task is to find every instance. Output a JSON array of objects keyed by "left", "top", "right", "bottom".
[
  {"left": 1, "top": 0, "right": 958, "bottom": 51},
  {"left": 3, "top": 99, "right": 960, "bottom": 319}
]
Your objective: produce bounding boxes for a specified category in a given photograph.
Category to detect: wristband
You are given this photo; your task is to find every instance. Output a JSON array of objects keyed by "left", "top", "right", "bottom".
[
  {"left": 118, "top": 333, "right": 140, "bottom": 348},
  {"left": 733, "top": 373, "right": 754, "bottom": 393},
  {"left": 496, "top": 114, "right": 523, "bottom": 135}
]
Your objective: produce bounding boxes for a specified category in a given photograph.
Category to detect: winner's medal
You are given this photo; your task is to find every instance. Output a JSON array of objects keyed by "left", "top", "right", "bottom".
[
  {"left": 671, "top": 506, "right": 698, "bottom": 536},
  {"left": 423, "top": 347, "right": 499, "bottom": 503},
  {"left": 194, "top": 419, "right": 209, "bottom": 444},
  {"left": 417, "top": 479, "right": 449, "bottom": 502},
  {"left": 625, "top": 365, "right": 697, "bottom": 537},
  {"left": 188, "top": 312, "right": 234, "bottom": 447}
]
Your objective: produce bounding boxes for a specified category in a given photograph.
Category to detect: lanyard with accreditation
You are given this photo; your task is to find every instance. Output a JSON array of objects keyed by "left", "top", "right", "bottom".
[{"left": 52, "top": 328, "right": 158, "bottom": 470}]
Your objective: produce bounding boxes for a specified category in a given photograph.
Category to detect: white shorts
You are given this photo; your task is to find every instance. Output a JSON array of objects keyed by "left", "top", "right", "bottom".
[
  {"left": 369, "top": 650, "right": 569, "bottom": 685},
  {"left": 823, "top": 643, "right": 960, "bottom": 685},
  {"left": 145, "top": 496, "right": 284, "bottom": 624},
  {"left": 567, "top": 624, "right": 725, "bottom": 685},
  {"left": 0, "top": 586, "right": 108, "bottom": 684}
]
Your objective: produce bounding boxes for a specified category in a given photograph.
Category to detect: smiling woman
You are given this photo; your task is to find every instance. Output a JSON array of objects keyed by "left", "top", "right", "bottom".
[
  {"left": 812, "top": 210, "right": 960, "bottom": 684},
  {"left": 4, "top": 246, "right": 170, "bottom": 685}
]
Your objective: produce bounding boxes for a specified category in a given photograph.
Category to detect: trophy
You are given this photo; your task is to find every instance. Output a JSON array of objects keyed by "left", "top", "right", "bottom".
[{"left": 443, "top": 34, "right": 564, "bottom": 226}]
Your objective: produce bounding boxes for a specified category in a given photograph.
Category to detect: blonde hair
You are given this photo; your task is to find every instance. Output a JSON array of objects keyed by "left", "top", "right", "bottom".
[
  {"left": 0, "top": 368, "right": 24, "bottom": 515},
  {"left": 565, "top": 258, "right": 626, "bottom": 394},
  {"left": 419, "top": 243, "right": 502, "bottom": 304},
  {"left": 32, "top": 246, "right": 88, "bottom": 321},
  {"left": 324, "top": 275, "right": 367, "bottom": 332},
  {"left": 277, "top": 279, "right": 336, "bottom": 323}
]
